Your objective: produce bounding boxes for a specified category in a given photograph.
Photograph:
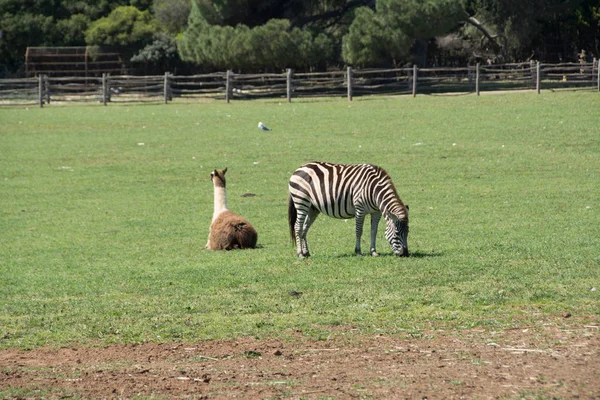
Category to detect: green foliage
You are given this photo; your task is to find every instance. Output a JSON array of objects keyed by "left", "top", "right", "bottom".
[
  {"left": 192, "top": 0, "right": 249, "bottom": 26},
  {"left": 463, "top": 0, "right": 593, "bottom": 61},
  {"left": 0, "top": 0, "right": 155, "bottom": 74},
  {"left": 0, "top": 92, "right": 599, "bottom": 349},
  {"left": 56, "top": 14, "right": 92, "bottom": 46},
  {"left": 179, "top": 0, "right": 339, "bottom": 70},
  {"left": 343, "top": 0, "right": 467, "bottom": 67},
  {"left": 179, "top": 14, "right": 334, "bottom": 71},
  {"left": 575, "top": 2, "right": 600, "bottom": 56},
  {"left": 0, "top": 12, "right": 56, "bottom": 71},
  {"left": 246, "top": 19, "right": 303, "bottom": 70},
  {"left": 1, "top": 0, "right": 600, "bottom": 74},
  {"left": 188, "top": 0, "right": 338, "bottom": 27},
  {"left": 342, "top": 7, "right": 394, "bottom": 66},
  {"left": 59, "top": 0, "right": 128, "bottom": 19},
  {"left": 129, "top": 0, "right": 152, "bottom": 10},
  {"left": 153, "top": 0, "right": 191, "bottom": 34},
  {"left": 131, "top": 33, "right": 180, "bottom": 72},
  {"left": 378, "top": 0, "right": 467, "bottom": 38},
  {"left": 85, "top": 5, "right": 158, "bottom": 46}
]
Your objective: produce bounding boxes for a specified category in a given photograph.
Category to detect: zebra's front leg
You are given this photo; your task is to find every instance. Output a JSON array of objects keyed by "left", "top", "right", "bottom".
[
  {"left": 369, "top": 212, "right": 382, "bottom": 256},
  {"left": 354, "top": 213, "right": 366, "bottom": 255}
]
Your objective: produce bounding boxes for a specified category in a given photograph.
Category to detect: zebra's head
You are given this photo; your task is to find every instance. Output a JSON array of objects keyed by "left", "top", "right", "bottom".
[{"left": 385, "top": 205, "right": 409, "bottom": 257}]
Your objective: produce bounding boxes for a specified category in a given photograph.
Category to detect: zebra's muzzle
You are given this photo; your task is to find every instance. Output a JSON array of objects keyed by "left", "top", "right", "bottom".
[{"left": 394, "top": 247, "right": 409, "bottom": 257}]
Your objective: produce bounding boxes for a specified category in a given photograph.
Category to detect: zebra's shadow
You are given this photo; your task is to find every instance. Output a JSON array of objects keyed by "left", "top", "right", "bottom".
[
  {"left": 407, "top": 250, "right": 442, "bottom": 258},
  {"left": 331, "top": 250, "right": 442, "bottom": 259}
]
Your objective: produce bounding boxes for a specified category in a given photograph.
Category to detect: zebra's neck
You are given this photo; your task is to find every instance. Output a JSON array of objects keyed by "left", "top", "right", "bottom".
[
  {"left": 381, "top": 198, "right": 407, "bottom": 222},
  {"left": 213, "top": 186, "right": 228, "bottom": 221}
]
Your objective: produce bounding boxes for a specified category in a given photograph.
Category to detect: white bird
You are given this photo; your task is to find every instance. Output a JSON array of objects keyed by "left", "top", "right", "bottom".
[{"left": 258, "top": 122, "right": 272, "bottom": 131}]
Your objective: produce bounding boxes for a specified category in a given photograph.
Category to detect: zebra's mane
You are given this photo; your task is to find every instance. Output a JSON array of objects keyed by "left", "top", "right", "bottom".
[
  {"left": 373, "top": 165, "right": 401, "bottom": 197},
  {"left": 370, "top": 165, "right": 408, "bottom": 220}
]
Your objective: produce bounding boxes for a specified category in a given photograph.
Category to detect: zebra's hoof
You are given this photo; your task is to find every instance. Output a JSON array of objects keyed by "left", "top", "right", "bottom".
[{"left": 370, "top": 251, "right": 379, "bottom": 257}]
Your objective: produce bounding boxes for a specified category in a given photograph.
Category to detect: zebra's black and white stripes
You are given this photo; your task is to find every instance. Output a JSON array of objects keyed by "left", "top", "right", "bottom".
[{"left": 288, "top": 161, "right": 409, "bottom": 258}]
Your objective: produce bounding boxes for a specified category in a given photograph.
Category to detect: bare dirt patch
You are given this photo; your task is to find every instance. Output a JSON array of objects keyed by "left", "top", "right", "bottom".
[{"left": 1, "top": 319, "right": 598, "bottom": 399}]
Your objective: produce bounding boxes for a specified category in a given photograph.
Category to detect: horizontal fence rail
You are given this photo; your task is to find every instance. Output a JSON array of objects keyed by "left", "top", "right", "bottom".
[{"left": 1, "top": 61, "right": 598, "bottom": 106}]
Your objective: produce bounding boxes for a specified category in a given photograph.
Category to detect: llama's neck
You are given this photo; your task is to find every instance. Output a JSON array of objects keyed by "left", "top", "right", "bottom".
[{"left": 212, "top": 185, "right": 228, "bottom": 220}]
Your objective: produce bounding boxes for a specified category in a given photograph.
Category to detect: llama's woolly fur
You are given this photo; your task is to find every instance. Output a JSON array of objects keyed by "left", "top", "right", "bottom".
[{"left": 208, "top": 210, "right": 258, "bottom": 250}]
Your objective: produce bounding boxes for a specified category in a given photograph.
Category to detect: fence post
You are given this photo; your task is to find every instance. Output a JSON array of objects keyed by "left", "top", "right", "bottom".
[
  {"left": 286, "top": 68, "right": 293, "bottom": 103},
  {"left": 412, "top": 65, "right": 417, "bottom": 97},
  {"left": 102, "top": 73, "right": 107, "bottom": 106},
  {"left": 536, "top": 62, "right": 541, "bottom": 94},
  {"left": 225, "top": 70, "right": 232, "bottom": 103},
  {"left": 106, "top": 73, "right": 111, "bottom": 102},
  {"left": 596, "top": 59, "right": 600, "bottom": 92},
  {"left": 44, "top": 75, "right": 51, "bottom": 105},
  {"left": 164, "top": 72, "right": 170, "bottom": 104},
  {"left": 476, "top": 63, "right": 480, "bottom": 96},
  {"left": 347, "top": 66, "right": 353, "bottom": 101},
  {"left": 38, "top": 74, "right": 44, "bottom": 108}
]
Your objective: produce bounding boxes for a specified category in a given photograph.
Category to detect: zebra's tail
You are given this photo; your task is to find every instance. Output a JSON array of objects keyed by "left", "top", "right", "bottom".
[{"left": 288, "top": 194, "right": 297, "bottom": 246}]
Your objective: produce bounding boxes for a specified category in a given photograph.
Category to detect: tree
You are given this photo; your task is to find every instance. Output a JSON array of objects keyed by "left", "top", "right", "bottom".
[
  {"left": 342, "top": 0, "right": 467, "bottom": 67},
  {"left": 0, "top": 0, "right": 156, "bottom": 74},
  {"left": 0, "top": 12, "right": 56, "bottom": 73},
  {"left": 131, "top": 32, "right": 180, "bottom": 72},
  {"left": 461, "top": 0, "right": 582, "bottom": 62},
  {"left": 56, "top": 14, "right": 92, "bottom": 46},
  {"left": 58, "top": 0, "right": 128, "bottom": 19},
  {"left": 342, "top": 7, "right": 395, "bottom": 66},
  {"left": 153, "top": 0, "right": 191, "bottom": 34},
  {"left": 572, "top": 0, "right": 600, "bottom": 59},
  {"left": 179, "top": 2, "right": 335, "bottom": 71},
  {"left": 1, "top": 0, "right": 599, "bottom": 75},
  {"left": 85, "top": 5, "right": 158, "bottom": 47},
  {"left": 187, "top": 0, "right": 352, "bottom": 28}
]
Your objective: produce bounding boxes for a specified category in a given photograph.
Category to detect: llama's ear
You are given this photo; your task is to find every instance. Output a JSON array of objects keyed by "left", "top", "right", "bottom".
[{"left": 223, "top": 167, "right": 228, "bottom": 175}]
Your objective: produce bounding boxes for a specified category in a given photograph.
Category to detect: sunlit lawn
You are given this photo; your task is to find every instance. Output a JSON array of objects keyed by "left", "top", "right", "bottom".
[{"left": 1, "top": 91, "right": 598, "bottom": 348}]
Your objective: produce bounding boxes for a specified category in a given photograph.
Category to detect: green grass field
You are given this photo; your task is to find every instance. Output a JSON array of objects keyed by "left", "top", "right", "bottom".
[{"left": 1, "top": 92, "right": 598, "bottom": 349}]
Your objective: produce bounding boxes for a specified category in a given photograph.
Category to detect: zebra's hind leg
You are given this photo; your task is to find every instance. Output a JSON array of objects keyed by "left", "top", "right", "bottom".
[
  {"left": 296, "top": 208, "right": 318, "bottom": 258},
  {"left": 293, "top": 219, "right": 306, "bottom": 257},
  {"left": 369, "top": 212, "right": 382, "bottom": 256}
]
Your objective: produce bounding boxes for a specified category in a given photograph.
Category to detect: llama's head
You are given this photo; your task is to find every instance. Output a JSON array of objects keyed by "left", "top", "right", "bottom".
[{"left": 210, "top": 168, "right": 227, "bottom": 187}]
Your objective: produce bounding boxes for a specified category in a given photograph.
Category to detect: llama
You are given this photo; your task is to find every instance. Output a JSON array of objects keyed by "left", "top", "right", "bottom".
[{"left": 206, "top": 168, "right": 258, "bottom": 250}]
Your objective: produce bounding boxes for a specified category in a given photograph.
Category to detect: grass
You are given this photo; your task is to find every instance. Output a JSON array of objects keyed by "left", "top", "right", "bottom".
[{"left": 0, "top": 92, "right": 599, "bottom": 349}]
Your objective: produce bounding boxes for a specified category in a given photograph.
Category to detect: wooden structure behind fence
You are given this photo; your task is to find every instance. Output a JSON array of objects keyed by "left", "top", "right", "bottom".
[
  {"left": 2, "top": 61, "right": 598, "bottom": 107},
  {"left": 25, "top": 46, "right": 126, "bottom": 78}
]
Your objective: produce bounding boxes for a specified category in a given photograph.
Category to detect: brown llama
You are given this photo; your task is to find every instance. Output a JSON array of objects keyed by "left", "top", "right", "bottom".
[{"left": 205, "top": 168, "right": 258, "bottom": 250}]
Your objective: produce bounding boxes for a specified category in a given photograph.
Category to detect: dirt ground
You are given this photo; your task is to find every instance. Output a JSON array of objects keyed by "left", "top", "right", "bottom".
[{"left": 1, "top": 317, "right": 599, "bottom": 399}]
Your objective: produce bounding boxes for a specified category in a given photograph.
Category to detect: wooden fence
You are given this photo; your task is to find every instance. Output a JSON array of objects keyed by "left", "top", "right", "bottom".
[{"left": 1, "top": 61, "right": 598, "bottom": 107}]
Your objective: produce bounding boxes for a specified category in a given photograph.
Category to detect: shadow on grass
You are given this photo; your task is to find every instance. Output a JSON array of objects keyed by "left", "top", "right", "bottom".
[
  {"left": 409, "top": 250, "right": 443, "bottom": 258},
  {"left": 328, "top": 250, "right": 442, "bottom": 259}
]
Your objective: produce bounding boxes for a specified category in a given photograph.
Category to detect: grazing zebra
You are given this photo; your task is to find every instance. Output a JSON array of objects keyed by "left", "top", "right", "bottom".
[{"left": 288, "top": 161, "right": 409, "bottom": 258}]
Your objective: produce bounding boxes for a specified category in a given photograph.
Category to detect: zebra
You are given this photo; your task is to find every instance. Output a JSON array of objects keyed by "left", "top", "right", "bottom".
[{"left": 288, "top": 161, "right": 409, "bottom": 258}]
